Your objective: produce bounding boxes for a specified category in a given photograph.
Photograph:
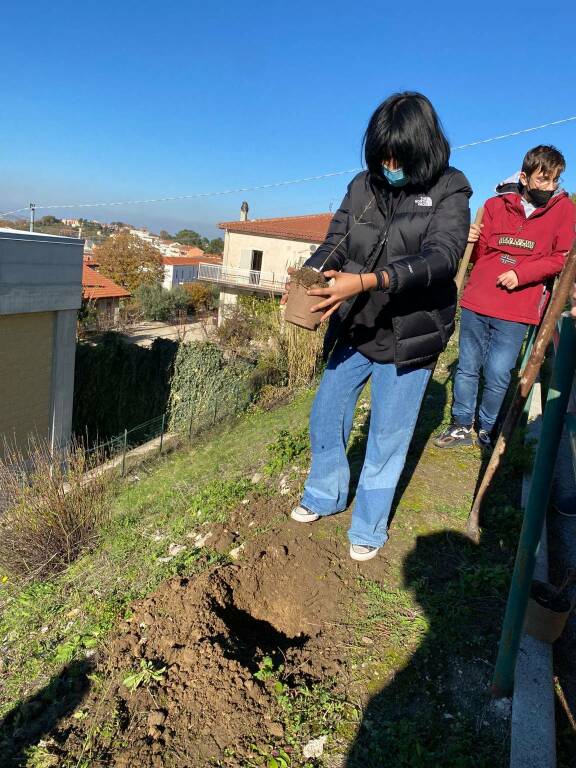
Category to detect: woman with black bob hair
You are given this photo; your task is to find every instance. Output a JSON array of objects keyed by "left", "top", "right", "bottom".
[{"left": 284, "top": 91, "right": 472, "bottom": 561}]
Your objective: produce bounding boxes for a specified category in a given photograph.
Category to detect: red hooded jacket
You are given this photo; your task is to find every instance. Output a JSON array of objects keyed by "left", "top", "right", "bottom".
[{"left": 461, "top": 184, "right": 575, "bottom": 325}]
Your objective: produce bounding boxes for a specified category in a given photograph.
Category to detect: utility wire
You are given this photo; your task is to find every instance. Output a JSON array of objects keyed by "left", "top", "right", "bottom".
[{"left": 1, "top": 114, "right": 575, "bottom": 219}]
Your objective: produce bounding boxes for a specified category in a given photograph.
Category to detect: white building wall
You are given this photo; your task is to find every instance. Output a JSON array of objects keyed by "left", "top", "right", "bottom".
[
  {"left": 217, "top": 230, "right": 320, "bottom": 323},
  {"left": 223, "top": 231, "right": 316, "bottom": 275},
  {"left": 162, "top": 264, "right": 174, "bottom": 290}
]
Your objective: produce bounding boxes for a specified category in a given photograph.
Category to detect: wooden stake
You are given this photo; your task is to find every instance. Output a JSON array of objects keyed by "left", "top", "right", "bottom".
[{"left": 455, "top": 207, "right": 484, "bottom": 294}]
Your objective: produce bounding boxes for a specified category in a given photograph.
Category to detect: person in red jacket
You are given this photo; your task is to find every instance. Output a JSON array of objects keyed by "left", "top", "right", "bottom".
[{"left": 435, "top": 145, "right": 575, "bottom": 448}]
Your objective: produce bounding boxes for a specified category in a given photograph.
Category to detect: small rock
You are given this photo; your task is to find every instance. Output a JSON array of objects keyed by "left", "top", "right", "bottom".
[
  {"left": 443, "top": 713, "right": 455, "bottom": 720},
  {"left": 152, "top": 531, "right": 166, "bottom": 542},
  {"left": 229, "top": 543, "right": 245, "bottom": 560},
  {"left": 251, "top": 472, "right": 262, "bottom": 484},
  {"left": 190, "top": 531, "right": 213, "bottom": 547},
  {"left": 492, "top": 697, "right": 512, "bottom": 716},
  {"left": 148, "top": 710, "right": 167, "bottom": 727},
  {"left": 148, "top": 725, "right": 164, "bottom": 741},
  {"left": 241, "top": 499, "right": 249, "bottom": 505},
  {"left": 303, "top": 735, "right": 327, "bottom": 759},
  {"left": 167, "top": 543, "right": 185, "bottom": 557},
  {"left": 142, "top": 612, "right": 154, "bottom": 625},
  {"left": 361, "top": 636, "right": 374, "bottom": 645},
  {"left": 267, "top": 722, "right": 284, "bottom": 738}
]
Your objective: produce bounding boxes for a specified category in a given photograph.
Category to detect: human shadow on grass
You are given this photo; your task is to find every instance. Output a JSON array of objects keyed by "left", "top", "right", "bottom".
[
  {"left": 0, "top": 658, "right": 92, "bottom": 767},
  {"left": 344, "top": 529, "right": 512, "bottom": 768}
]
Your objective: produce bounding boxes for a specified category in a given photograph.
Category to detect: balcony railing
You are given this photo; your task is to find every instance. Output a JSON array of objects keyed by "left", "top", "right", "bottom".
[{"left": 197, "top": 263, "right": 288, "bottom": 294}]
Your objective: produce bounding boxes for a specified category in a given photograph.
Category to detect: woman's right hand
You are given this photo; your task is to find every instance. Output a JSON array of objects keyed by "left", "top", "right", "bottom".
[
  {"left": 280, "top": 266, "right": 296, "bottom": 305},
  {"left": 468, "top": 223, "right": 483, "bottom": 243}
]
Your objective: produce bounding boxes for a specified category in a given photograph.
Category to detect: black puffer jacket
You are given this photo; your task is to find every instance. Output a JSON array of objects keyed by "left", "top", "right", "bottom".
[{"left": 305, "top": 168, "right": 472, "bottom": 368}]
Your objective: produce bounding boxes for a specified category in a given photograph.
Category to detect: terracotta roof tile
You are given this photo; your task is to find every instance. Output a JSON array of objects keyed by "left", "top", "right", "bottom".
[
  {"left": 82, "top": 263, "right": 131, "bottom": 301},
  {"left": 162, "top": 254, "right": 222, "bottom": 266},
  {"left": 218, "top": 213, "right": 332, "bottom": 243}
]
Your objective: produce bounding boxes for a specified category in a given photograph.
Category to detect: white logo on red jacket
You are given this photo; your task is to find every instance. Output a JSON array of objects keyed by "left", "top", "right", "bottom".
[{"left": 498, "top": 236, "right": 535, "bottom": 250}]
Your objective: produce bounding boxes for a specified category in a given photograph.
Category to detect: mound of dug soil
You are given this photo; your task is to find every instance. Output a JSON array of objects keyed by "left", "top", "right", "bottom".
[{"left": 54, "top": 531, "right": 355, "bottom": 767}]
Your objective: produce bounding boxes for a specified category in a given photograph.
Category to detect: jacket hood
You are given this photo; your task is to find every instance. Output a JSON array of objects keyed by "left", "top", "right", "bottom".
[{"left": 495, "top": 172, "right": 521, "bottom": 195}]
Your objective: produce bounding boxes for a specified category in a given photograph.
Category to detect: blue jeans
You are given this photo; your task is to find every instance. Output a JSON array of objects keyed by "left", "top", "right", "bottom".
[
  {"left": 301, "top": 344, "right": 431, "bottom": 548},
  {"left": 452, "top": 308, "right": 529, "bottom": 433}
]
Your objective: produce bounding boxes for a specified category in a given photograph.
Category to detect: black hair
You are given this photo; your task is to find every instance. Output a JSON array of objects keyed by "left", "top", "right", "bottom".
[
  {"left": 522, "top": 145, "right": 565, "bottom": 179},
  {"left": 363, "top": 92, "right": 450, "bottom": 187}
]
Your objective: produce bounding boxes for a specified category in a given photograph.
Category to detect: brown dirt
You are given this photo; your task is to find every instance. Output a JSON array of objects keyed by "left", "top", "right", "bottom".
[
  {"left": 291, "top": 267, "right": 327, "bottom": 289},
  {"left": 53, "top": 502, "right": 358, "bottom": 767}
]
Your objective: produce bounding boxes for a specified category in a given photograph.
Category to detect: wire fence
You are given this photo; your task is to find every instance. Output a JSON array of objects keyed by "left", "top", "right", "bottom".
[{"left": 83, "top": 391, "right": 249, "bottom": 477}]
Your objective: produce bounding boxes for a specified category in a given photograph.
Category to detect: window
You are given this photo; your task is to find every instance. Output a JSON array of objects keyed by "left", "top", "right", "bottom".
[{"left": 250, "top": 250, "right": 263, "bottom": 285}]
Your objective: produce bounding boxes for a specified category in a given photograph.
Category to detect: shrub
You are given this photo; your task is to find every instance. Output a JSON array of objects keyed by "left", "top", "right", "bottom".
[
  {"left": 0, "top": 439, "right": 114, "bottom": 581},
  {"left": 216, "top": 304, "right": 258, "bottom": 360},
  {"left": 286, "top": 321, "right": 325, "bottom": 386},
  {"left": 134, "top": 284, "right": 189, "bottom": 322},
  {"left": 183, "top": 282, "right": 215, "bottom": 313},
  {"left": 168, "top": 342, "right": 254, "bottom": 434},
  {"left": 73, "top": 332, "right": 178, "bottom": 446}
]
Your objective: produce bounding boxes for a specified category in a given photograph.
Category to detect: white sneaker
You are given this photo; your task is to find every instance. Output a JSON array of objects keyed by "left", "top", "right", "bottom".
[
  {"left": 290, "top": 506, "right": 320, "bottom": 523},
  {"left": 350, "top": 544, "right": 380, "bottom": 561}
]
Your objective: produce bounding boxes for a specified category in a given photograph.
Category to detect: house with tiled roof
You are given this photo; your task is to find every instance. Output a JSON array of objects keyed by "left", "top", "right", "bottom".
[
  {"left": 82, "top": 257, "right": 130, "bottom": 323},
  {"left": 196, "top": 203, "right": 331, "bottom": 321}
]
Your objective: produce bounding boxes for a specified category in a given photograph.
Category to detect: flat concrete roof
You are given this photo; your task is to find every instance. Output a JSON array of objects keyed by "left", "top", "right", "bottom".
[
  {"left": 0, "top": 227, "right": 85, "bottom": 245},
  {"left": 0, "top": 228, "right": 84, "bottom": 315}
]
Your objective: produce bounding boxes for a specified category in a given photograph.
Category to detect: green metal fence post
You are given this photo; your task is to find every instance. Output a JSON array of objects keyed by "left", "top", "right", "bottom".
[
  {"left": 121, "top": 429, "right": 128, "bottom": 477},
  {"left": 159, "top": 413, "right": 166, "bottom": 454},
  {"left": 492, "top": 314, "right": 576, "bottom": 697}
]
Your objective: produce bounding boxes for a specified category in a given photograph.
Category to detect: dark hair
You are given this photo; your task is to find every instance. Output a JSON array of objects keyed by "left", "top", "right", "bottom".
[
  {"left": 363, "top": 92, "right": 450, "bottom": 186},
  {"left": 522, "top": 145, "right": 565, "bottom": 179}
]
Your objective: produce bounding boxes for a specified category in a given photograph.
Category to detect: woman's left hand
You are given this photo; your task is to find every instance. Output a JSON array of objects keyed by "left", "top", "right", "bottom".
[{"left": 308, "top": 270, "right": 366, "bottom": 323}]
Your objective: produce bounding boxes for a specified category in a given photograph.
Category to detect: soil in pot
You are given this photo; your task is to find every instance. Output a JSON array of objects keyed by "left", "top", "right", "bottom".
[{"left": 284, "top": 267, "right": 328, "bottom": 330}]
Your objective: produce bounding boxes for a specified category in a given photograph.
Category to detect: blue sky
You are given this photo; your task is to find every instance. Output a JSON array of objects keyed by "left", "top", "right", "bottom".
[{"left": 1, "top": 1, "right": 575, "bottom": 238}]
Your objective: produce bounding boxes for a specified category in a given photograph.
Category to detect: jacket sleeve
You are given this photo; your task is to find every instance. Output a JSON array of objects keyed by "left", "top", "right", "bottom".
[
  {"left": 513, "top": 199, "right": 576, "bottom": 286},
  {"left": 304, "top": 186, "right": 351, "bottom": 272},
  {"left": 383, "top": 172, "right": 472, "bottom": 293}
]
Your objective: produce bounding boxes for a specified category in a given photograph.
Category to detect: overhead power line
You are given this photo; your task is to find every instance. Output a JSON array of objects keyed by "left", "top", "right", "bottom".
[{"left": 1, "top": 114, "right": 575, "bottom": 219}]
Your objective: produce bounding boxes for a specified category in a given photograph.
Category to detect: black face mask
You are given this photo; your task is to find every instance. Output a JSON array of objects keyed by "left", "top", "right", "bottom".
[{"left": 526, "top": 186, "right": 554, "bottom": 208}]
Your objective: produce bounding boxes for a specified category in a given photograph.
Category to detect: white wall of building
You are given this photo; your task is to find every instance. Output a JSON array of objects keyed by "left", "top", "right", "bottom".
[
  {"left": 216, "top": 230, "right": 319, "bottom": 323},
  {"left": 222, "top": 231, "right": 316, "bottom": 276}
]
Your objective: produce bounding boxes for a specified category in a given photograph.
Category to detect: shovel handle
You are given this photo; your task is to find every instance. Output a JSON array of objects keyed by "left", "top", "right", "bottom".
[{"left": 455, "top": 207, "right": 484, "bottom": 295}]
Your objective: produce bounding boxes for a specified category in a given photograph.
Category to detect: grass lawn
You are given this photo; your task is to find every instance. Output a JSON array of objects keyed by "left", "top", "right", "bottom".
[{"left": 0, "top": 330, "right": 529, "bottom": 767}]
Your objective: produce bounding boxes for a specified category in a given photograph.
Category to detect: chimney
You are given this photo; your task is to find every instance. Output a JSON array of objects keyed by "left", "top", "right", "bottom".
[{"left": 240, "top": 201, "right": 249, "bottom": 222}]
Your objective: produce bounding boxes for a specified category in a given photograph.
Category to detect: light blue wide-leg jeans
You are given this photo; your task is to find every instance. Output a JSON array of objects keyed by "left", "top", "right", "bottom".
[{"left": 301, "top": 343, "right": 431, "bottom": 548}]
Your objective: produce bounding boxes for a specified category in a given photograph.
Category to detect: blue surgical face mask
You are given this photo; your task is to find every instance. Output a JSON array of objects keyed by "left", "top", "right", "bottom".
[{"left": 382, "top": 164, "right": 408, "bottom": 187}]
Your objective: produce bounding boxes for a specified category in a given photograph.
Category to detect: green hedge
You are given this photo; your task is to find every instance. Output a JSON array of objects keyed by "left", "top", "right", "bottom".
[
  {"left": 73, "top": 333, "right": 178, "bottom": 445},
  {"left": 169, "top": 342, "right": 254, "bottom": 434}
]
